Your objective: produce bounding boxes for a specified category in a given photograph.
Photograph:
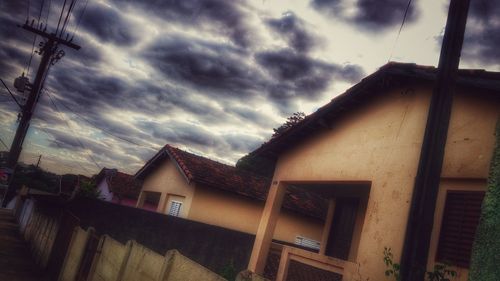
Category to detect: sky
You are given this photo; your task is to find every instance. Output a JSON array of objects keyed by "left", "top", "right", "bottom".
[{"left": 0, "top": 0, "right": 499, "bottom": 176}]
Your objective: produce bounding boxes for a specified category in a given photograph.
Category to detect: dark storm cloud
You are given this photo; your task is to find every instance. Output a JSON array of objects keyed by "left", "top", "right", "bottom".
[
  {"left": 461, "top": 0, "right": 500, "bottom": 65},
  {"left": 255, "top": 49, "right": 364, "bottom": 100},
  {"left": 311, "top": 0, "right": 419, "bottom": 31},
  {"left": 143, "top": 37, "right": 260, "bottom": 96},
  {"left": 113, "top": 0, "right": 253, "bottom": 47},
  {"left": 266, "top": 12, "right": 319, "bottom": 53},
  {"left": 78, "top": 2, "right": 138, "bottom": 46}
]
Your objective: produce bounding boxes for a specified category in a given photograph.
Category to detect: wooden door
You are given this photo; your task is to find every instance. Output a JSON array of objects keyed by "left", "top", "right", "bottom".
[{"left": 325, "top": 198, "right": 359, "bottom": 260}]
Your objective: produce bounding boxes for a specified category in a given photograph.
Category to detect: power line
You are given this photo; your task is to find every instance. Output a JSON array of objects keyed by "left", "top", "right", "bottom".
[
  {"left": 35, "top": 124, "right": 93, "bottom": 174},
  {"left": 45, "top": 91, "right": 101, "bottom": 170},
  {"left": 71, "top": 0, "right": 89, "bottom": 38},
  {"left": 26, "top": 0, "right": 31, "bottom": 22},
  {"left": 0, "top": 137, "right": 9, "bottom": 150},
  {"left": 388, "top": 0, "right": 413, "bottom": 62},
  {"left": 44, "top": 89, "right": 155, "bottom": 148},
  {"left": 37, "top": 0, "right": 46, "bottom": 27},
  {"left": 60, "top": 0, "right": 78, "bottom": 37},
  {"left": 45, "top": 0, "right": 52, "bottom": 26},
  {"left": 0, "top": 78, "right": 23, "bottom": 109},
  {"left": 56, "top": 0, "right": 68, "bottom": 35}
]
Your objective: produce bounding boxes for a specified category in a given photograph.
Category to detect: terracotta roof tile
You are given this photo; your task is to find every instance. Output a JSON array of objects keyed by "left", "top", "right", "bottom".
[{"left": 138, "top": 145, "right": 326, "bottom": 219}]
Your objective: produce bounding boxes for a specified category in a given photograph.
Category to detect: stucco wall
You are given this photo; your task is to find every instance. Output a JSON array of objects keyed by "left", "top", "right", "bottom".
[
  {"left": 140, "top": 159, "right": 195, "bottom": 217},
  {"left": 97, "top": 180, "right": 112, "bottom": 202},
  {"left": 441, "top": 89, "right": 499, "bottom": 178},
  {"left": 188, "top": 185, "right": 324, "bottom": 244},
  {"left": 270, "top": 84, "right": 499, "bottom": 280}
]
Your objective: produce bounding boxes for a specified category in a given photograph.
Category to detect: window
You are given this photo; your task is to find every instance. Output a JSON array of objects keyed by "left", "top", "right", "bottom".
[
  {"left": 436, "top": 191, "right": 485, "bottom": 268},
  {"left": 168, "top": 201, "right": 182, "bottom": 217},
  {"left": 295, "top": 236, "right": 320, "bottom": 251}
]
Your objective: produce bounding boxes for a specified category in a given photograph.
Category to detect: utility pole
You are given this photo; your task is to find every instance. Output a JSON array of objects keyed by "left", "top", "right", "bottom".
[
  {"left": 35, "top": 155, "right": 42, "bottom": 168},
  {"left": 1, "top": 22, "right": 80, "bottom": 207},
  {"left": 400, "top": 0, "right": 471, "bottom": 280}
]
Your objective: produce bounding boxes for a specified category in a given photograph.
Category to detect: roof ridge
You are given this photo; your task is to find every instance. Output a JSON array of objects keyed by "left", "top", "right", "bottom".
[
  {"left": 164, "top": 144, "right": 271, "bottom": 181},
  {"left": 164, "top": 144, "right": 194, "bottom": 181}
]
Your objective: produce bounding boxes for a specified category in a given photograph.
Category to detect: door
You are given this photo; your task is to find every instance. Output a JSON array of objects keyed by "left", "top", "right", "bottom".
[{"left": 325, "top": 197, "right": 359, "bottom": 260}]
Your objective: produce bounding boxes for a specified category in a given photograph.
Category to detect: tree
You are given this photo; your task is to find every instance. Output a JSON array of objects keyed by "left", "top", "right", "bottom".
[
  {"left": 272, "top": 112, "right": 305, "bottom": 137},
  {"left": 76, "top": 179, "right": 100, "bottom": 199},
  {"left": 468, "top": 120, "right": 500, "bottom": 281}
]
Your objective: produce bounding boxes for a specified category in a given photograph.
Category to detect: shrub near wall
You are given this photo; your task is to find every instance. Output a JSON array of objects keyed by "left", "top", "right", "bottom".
[{"left": 67, "top": 197, "right": 255, "bottom": 277}]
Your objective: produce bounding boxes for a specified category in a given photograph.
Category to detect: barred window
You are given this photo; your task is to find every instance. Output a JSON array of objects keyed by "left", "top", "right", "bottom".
[
  {"left": 168, "top": 201, "right": 182, "bottom": 217},
  {"left": 436, "top": 191, "right": 485, "bottom": 268}
]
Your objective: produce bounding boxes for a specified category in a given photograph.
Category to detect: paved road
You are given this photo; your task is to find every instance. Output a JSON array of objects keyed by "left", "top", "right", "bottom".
[{"left": 0, "top": 208, "right": 48, "bottom": 281}]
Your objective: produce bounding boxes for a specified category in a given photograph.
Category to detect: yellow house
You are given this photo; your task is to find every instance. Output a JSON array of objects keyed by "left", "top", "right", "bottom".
[
  {"left": 246, "top": 63, "right": 500, "bottom": 281},
  {"left": 134, "top": 144, "right": 326, "bottom": 246}
]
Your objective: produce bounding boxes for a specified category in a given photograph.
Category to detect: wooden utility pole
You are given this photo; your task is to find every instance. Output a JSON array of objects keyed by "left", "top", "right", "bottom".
[
  {"left": 400, "top": 0, "right": 471, "bottom": 280},
  {"left": 35, "top": 155, "right": 42, "bottom": 168},
  {"left": 1, "top": 23, "right": 80, "bottom": 207}
]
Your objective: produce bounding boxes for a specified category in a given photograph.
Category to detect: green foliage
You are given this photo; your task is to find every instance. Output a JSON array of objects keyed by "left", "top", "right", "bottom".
[
  {"left": 383, "top": 247, "right": 456, "bottom": 281},
  {"left": 383, "top": 247, "right": 400, "bottom": 281},
  {"left": 468, "top": 120, "right": 500, "bottom": 281},
  {"left": 235, "top": 153, "right": 276, "bottom": 178},
  {"left": 76, "top": 180, "right": 100, "bottom": 199},
  {"left": 235, "top": 112, "right": 306, "bottom": 178},
  {"left": 219, "top": 259, "right": 237, "bottom": 281},
  {"left": 272, "top": 112, "right": 305, "bottom": 137},
  {"left": 10, "top": 164, "right": 59, "bottom": 193},
  {"left": 426, "top": 263, "right": 456, "bottom": 281}
]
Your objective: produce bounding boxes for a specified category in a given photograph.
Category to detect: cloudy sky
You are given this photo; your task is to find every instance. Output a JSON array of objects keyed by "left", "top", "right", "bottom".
[{"left": 0, "top": 0, "right": 498, "bottom": 176}]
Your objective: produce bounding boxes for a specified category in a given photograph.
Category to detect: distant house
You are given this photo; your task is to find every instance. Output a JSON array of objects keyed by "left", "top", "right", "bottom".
[
  {"left": 94, "top": 168, "right": 154, "bottom": 210},
  {"left": 246, "top": 63, "right": 500, "bottom": 281},
  {"left": 135, "top": 144, "right": 327, "bottom": 247}
]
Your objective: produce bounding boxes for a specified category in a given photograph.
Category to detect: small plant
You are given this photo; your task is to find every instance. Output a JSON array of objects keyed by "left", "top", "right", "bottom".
[
  {"left": 220, "top": 259, "right": 237, "bottom": 281},
  {"left": 383, "top": 247, "right": 457, "bottom": 281},
  {"left": 426, "top": 263, "right": 457, "bottom": 281},
  {"left": 383, "top": 247, "right": 400, "bottom": 281}
]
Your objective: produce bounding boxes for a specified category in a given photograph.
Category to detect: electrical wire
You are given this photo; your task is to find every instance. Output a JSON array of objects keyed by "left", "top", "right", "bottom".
[
  {"left": 26, "top": 0, "right": 31, "bottom": 22},
  {"left": 25, "top": 34, "right": 37, "bottom": 76},
  {"left": 56, "top": 0, "right": 68, "bottom": 36},
  {"left": 388, "top": 0, "right": 413, "bottom": 62},
  {"left": 71, "top": 0, "right": 89, "bottom": 38},
  {"left": 45, "top": 92, "right": 101, "bottom": 169},
  {"left": 60, "top": 0, "right": 78, "bottom": 37},
  {"left": 43, "top": 89, "right": 155, "bottom": 148},
  {"left": 0, "top": 78, "right": 23, "bottom": 109},
  {"left": 37, "top": 0, "right": 46, "bottom": 27},
  {"left": 0, "top": 137, "right": 9, "bottom": 150},
  {"left": 45, "top": 0, "right": 52, "bottom": 28},
  {"left": 35, "top": 124, "right": 93, "bottom": 174}
]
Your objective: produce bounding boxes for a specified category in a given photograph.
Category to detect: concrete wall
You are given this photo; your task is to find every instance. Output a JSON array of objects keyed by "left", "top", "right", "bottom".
[
  {"left": 86, "top": 237, "right": 226, "bottom": 281},
  {"left": 59, "top": 227, "right": 92, "bottom": 281},
  {"left": 89, "top": 236, "right": 131, "bottom": 281},
  {"left": 270, "top": 84, "right": 499, "bottom": 280},
  {"left": 189, "top": 185, "right": 324, "bottom": 244},
  {"left": 69, "top": 197, "right": 255, "bottom": 276},
  {"left": 140, "top": 159, "right": 195, "bottom": 217},
  {"left": 122, "top": 241, "right": 167, "bottom": 281}
]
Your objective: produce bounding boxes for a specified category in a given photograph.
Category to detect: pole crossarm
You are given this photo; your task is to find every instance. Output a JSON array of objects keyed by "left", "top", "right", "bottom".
[{"left": 19, "top": 24, "right": 81, "bottom": 50}]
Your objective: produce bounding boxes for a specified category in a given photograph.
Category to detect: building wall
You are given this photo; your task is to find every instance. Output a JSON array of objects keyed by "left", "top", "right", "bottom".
[
  {"left": 188, "top": 185, "right": 324, "bottom": 244},
  {"left": 140, "top": 159, "right": 195, "bottom": 217},
  {"left": 139, "top": 157, "right": 324, "bottom": 245},
  {"left": 270, "top": 84, "right": 499, "bottom": 280},
  {"left": 97, "top": 179, "right": 112, "bottom": 201}
]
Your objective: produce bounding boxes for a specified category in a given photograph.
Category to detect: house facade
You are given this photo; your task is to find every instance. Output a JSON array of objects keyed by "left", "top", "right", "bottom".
[
  {"left": 247, "top": 63, "right": 500, "bottom": 281},
  {"left": 94, "top": 168, "right": 156, "bottom": 210},
  {"left": 135, "top": 145, "right": 327, "bottom": 246}
]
